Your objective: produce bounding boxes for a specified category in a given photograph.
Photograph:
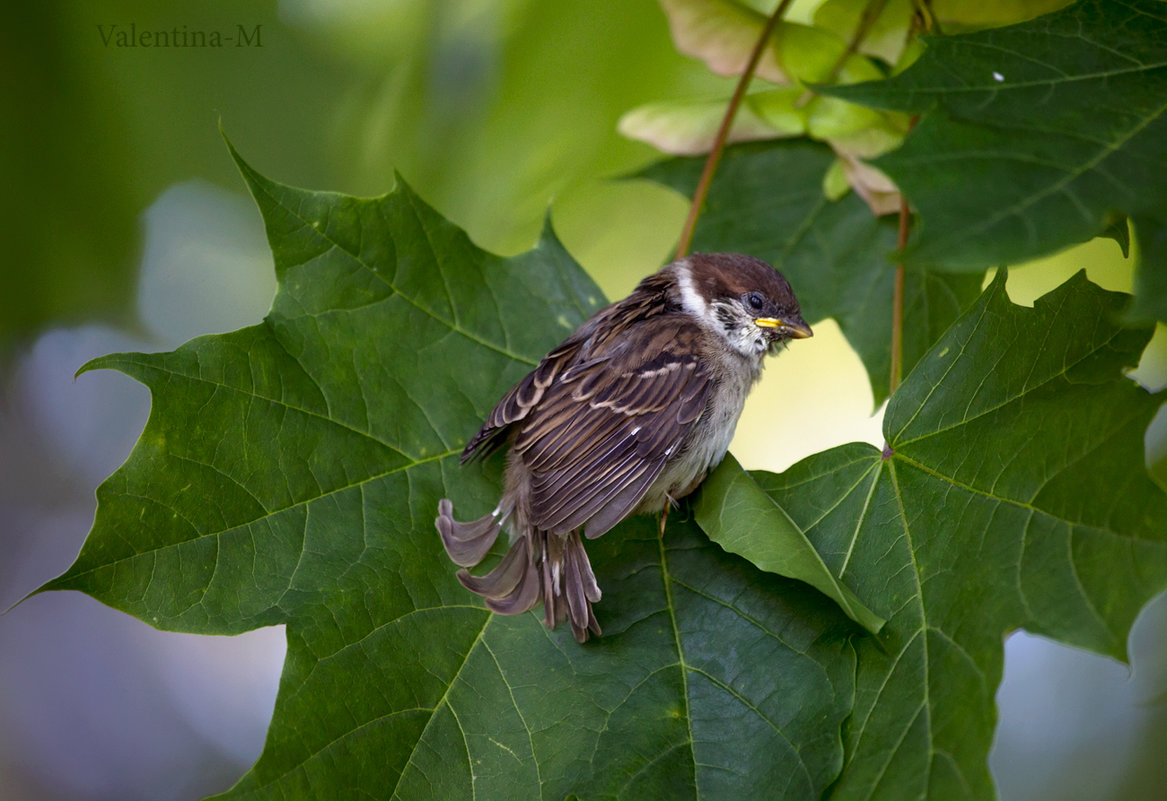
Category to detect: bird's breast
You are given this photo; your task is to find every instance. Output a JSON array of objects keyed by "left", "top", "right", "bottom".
[{"left": 638, "top": 355, "right": 758, "bottom": 511}]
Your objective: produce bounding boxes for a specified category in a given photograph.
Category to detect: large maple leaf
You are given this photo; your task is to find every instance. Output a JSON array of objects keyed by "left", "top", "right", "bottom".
[{"left": 41, "top": 144, "right": 863, "bottom": 800}]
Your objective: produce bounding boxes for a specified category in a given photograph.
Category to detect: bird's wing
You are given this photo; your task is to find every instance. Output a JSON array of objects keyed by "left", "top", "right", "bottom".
[
  {"left": 513, "top": 319, "right": 711, "bottom": 538},
  {"left": 460, "top": 272, "right": 675, "bottom": 462},
  {"left": 459, "top": 336, "right": 586, "bottom": 462}
]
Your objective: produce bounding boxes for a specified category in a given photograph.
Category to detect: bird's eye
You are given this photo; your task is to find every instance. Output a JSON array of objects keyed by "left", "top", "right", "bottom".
[{"left": 746, "top": 292, "right": 764, "bottom": 310}]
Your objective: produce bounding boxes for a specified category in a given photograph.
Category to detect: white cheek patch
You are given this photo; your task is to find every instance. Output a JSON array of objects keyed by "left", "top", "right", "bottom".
[
  {"left": 734, "top": 322, "right": 769, "bottom": 357},
  {"left": 675, "top": 261, "right": 707, "bottom": 319},
  {"left": 735, "top": 327, "right": 759, "bottom": 356}
]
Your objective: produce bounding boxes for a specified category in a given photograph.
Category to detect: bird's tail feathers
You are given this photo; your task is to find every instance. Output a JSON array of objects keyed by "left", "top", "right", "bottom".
[
  {"left": 539, "top": 530, "right": 602, "bottom": 642},
  {"left": 436, "top": 498, "right": 503, "bottom": 567},
  {"left": 436, "top": 499, "right": 602, "bottom": 642}
]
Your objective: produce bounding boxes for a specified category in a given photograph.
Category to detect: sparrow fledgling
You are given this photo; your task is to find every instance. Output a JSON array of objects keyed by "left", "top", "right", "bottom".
[{"left": 436, "top": 253, "right": 811, "bottom": 642}]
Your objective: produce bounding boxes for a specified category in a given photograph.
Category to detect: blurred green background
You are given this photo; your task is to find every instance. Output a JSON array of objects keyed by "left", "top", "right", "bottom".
[{"left": 1, "top": 1, "right": 1164, "bottom": 799}]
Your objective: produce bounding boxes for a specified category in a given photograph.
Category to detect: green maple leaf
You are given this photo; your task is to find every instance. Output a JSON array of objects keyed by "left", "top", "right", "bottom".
[
  {"left": 639, "top": 140, "right": 984, "bottom": 406},
  {"left": 740, "top": 272, "right": 1167, "bottom": 800},
  {"left": 39, "top": 144, "right": 867, "bottom": 800},
  {"left": 826, "top": 0, "right": 1167, "bottom": 322}
]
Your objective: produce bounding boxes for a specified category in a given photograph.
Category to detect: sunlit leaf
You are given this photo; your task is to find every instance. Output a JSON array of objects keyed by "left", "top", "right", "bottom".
[
  {"left": 813, "top": 0, "right": 915, "bottom": 64},
  {"left": 617, "top": 86, "right": 903, "bottom": 160},
  {"left": 829, "top": 147, "right": 902, "bottom": 216},
  {"left": 618, "top": 90, "right": 803, "bottom": 155},
  {"left": 930, "top": 0, "right": 1075, "bottom": 29},
  {"left": 657, "top": 0, "right": 882, "bottom": 85}
]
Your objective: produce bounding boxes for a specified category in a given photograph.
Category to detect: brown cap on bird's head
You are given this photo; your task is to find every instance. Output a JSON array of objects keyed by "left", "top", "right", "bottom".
[{"left": 684, "top": 253, "right": 813, "bottom": 341}]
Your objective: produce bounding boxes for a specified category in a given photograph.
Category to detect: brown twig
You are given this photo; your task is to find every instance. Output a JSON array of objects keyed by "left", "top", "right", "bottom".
[
  {"left": 887, "top": 114, "right": 919, "bottom": 398},
  {"left": 793, "top": 0, "right": 888, "bottom": 110},
  {"left": 911, "top": 0, "right": 940, "bottom": 35},
  {"left": 888, "top": 196, "right": 910, "bottom": 397},
  {"left": 675, "top": 0, "right": 796, "bottom": 259},
  {"left": 830, "top": 0, "right": 889, "bottom": 85}
]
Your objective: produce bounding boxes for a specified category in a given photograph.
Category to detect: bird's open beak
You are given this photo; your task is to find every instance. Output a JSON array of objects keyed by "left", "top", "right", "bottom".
[{"left": 754, "top": 316, "right": 813, "bottom": 339}]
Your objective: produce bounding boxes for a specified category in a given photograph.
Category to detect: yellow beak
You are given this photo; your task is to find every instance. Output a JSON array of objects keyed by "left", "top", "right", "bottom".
[{"left": 754, "top": 316, "right": 813, "bottom": 339}]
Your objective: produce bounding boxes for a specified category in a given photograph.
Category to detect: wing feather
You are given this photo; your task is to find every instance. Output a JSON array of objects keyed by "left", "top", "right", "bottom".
[
  {"left": 515, "top": 319, "right": 711, "bottom": 534},
  {"left": 460, "top": 340, "right": 586, "bottom": 461},
  {"left": 461, "top": 271, "right": 677, "bottom": 462},
  {"left": 535, "top": 445, "right": 648, "bottom": 530}
]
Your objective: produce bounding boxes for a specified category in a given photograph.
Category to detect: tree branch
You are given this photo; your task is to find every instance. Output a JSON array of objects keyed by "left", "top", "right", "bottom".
[{"left": 675, "top": 0, "right": 795, "bottom": 259}]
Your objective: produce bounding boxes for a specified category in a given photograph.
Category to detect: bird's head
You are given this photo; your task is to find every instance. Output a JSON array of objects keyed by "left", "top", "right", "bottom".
[{"left": 671, "top": 253, "right": 812, "bottom": 357}]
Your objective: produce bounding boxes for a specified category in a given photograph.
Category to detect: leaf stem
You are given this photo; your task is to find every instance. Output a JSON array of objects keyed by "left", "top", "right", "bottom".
[
  {"left": 828, "top": 0, "right": 888, "bottom": 85},
  {"left": 911, "top": 0, "right": 941, "bottom": 35},
  {"left": 793, "top": 0, "right": 886, "bottom": 109},
  {"left": 888, "top": 197, "right": 909, "bottom": 396},
  {"left": 675, "top": 0, "right": 795, "bottom": 259},
  {"left": 888, "top": 114, "right": 919, "bottom": 398}
]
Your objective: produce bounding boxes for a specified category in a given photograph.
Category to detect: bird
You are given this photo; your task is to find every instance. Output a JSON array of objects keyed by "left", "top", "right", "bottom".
[{"left": 436, "top": 253, "right": 812, "bottom": 642}]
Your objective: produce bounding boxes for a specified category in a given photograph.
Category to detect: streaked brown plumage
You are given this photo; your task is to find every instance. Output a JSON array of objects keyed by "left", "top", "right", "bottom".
[{"left": 436, "top": 253, "right": 811, "bottom": 641}]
